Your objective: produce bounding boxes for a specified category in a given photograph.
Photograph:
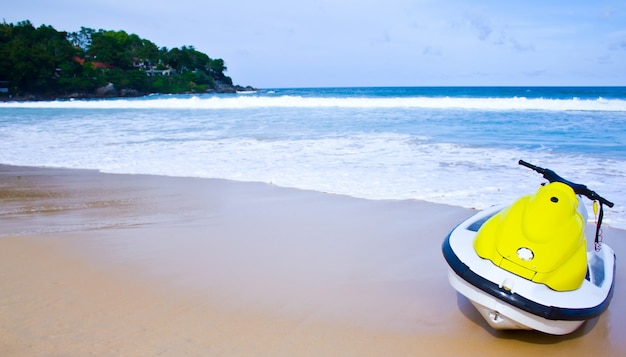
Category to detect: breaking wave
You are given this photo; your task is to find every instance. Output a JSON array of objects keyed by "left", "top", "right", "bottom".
[{"left": 2, "top": 95, "right": 626, "bottom": 112}]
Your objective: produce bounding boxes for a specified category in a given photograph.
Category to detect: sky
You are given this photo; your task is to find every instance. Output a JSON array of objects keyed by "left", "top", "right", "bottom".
[{"left": 3, "top": 0, "right": 626, "bottom": 88}]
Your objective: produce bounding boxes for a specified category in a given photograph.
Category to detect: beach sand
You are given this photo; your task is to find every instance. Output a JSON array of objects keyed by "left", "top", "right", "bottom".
[{"left": 1, "top": 165, "right": 625, "bottom": 356}]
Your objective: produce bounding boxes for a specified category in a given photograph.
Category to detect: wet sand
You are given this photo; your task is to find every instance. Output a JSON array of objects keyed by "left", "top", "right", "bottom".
[{"left": 1, "top": 164, "right": 625, "bottom": 356}]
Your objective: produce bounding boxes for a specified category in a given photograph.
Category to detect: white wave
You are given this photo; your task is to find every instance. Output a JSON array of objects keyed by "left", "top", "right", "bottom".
[
  {"left": 1, "top": 128, "right": 624, "bottom": 229},
  {"left": 2, "top": 95, "right": 625, "bottom": 112}
]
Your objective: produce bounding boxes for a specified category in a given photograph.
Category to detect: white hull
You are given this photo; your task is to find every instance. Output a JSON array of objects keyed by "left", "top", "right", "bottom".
[
  {"left": 442, "top": 204, "right": 615, "bottom": 335},
  {"left": 449, "top": 269, "right": 584, "bottom": 334}
]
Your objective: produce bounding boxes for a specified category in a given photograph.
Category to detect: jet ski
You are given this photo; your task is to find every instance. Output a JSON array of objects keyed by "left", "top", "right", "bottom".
[{"left": 442, "top": 160, "right": 616, "bottom": 335}]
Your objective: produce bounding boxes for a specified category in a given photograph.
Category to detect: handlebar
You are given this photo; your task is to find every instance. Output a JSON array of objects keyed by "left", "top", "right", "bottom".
[{"left": 519, "top": 160, "right": 614, "bottom": 208}]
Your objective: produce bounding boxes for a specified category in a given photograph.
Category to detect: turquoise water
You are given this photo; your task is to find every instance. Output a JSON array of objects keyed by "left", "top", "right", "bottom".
[{"left": 1, "top": 87, "right": 625, "bottom": 227}]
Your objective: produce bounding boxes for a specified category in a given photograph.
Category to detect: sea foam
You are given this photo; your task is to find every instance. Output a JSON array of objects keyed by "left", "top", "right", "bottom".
[{"left": 2, "top": 95, "right": 626, "bottom": 112}]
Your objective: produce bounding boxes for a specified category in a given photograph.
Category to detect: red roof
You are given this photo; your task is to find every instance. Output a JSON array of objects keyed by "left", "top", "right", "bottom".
[{"left": 72, "top": 56, "right": 114, "bottom": 69}]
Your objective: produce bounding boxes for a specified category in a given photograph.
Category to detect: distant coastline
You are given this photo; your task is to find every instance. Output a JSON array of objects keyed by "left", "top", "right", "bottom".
[{"left": 0, "top": 21, "right": 256, "bottom": 102}]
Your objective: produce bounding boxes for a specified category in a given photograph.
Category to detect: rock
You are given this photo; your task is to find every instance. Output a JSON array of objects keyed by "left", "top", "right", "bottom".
[
  {"left": 119, "top": 88, "right": 141, "bottom": 97},
  {"left": 96, "top": 83, "right": 118, "bottom": 97},
  {"left": 212, "top": 81, "right": 257, "bottom": 93},
  {"left": 214, "top": 81, "right": 237, "bottom": 93}
]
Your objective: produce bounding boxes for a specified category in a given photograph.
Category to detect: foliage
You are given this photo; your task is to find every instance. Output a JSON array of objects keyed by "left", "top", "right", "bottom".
[{"left": 0, "top": 20, "right": 234, "bottom": 97}]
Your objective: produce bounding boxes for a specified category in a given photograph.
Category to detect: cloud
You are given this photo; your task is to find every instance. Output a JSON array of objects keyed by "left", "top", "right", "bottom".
[
  {"left": 508, "top": 36, "right": 534, "bottom": 52},
  {"left": 610, "top": 37, "right": 626, "bottom": 51},
  {"left": 376, "top": 30, "right": 392, "bottom": 44},
  {"left": 464, "top": 9, "right": 534, "bottom": 53},
  {"left": 422, "top": 46, "right": 442, "bottom": 56},
  {"left": 466, "top": 11, "right": 492, "bottom": 41},
  {"left": 596, "top": 54, "right": 612, "bottom": 64},
  {"left": 606, "top": 29, "right": 626, "bottom": 52},
  {"left": 600, "top": 6, "right": 617, "bottom": 19}
]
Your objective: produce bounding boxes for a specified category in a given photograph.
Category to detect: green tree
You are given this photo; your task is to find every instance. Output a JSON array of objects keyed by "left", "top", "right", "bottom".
[
  {"left": 88, "top": 30, "right": 131, "bottom": 69},
  {"left": 68, "top": 26, "right": 95, "bottom": 52},
  {"left": 0, "top": 20, "right": 240, "bottom": 98},
  {"left": 0, "top": 20, "right": 77, "bottom": 95}
]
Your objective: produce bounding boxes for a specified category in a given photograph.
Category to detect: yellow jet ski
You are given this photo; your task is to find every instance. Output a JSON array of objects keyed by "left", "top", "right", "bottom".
[{"left": 442, "top": 160, "right": 615, "bottom": 335}]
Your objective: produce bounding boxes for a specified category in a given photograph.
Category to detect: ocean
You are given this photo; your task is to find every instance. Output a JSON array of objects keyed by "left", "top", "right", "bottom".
[{"left": 1, "top": 87, "right": 625, "bottom": 228}]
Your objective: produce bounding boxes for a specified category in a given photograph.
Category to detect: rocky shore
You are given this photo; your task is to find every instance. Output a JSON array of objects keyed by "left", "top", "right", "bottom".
[{"left": 0, "top": 81, "right": 257, "bottom": 102}]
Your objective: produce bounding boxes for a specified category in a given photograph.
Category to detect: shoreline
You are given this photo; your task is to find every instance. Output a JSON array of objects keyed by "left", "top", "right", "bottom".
[
  {"left": 0, "top": 84, "right": 258, "bottom": 103},
  {"left": 2, "top": 164, "right": 626, "bottom": 356}
]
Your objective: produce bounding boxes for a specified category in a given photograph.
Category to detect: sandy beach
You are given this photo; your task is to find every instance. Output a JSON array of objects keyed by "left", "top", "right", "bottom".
[{"left": 1, "top": 164, "right": 625, "bottom": 356}]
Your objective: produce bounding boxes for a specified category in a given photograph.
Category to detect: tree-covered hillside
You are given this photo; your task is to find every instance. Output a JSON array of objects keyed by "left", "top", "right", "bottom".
[{"left": 0, "top": 20, "right": 254, "bottom": 100}]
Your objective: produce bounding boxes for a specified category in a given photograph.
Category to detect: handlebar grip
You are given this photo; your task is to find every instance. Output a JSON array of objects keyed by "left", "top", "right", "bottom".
[
  {"left": 594, "top": 194, "right": 614, "bottom": 208},
  {"left": 518, "top": 159, "right": 537, "bottom": 170},
  {"left": 518, "top": 159, "right": 545, "bottom": 174},
  {"left": 518, "top": 159, "right": 614, "bottom": 208}
]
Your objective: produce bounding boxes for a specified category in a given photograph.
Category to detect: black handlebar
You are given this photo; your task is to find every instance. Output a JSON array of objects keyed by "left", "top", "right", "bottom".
[{"left": 519, "top": 160, "right": 614, "bottom": 208}]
